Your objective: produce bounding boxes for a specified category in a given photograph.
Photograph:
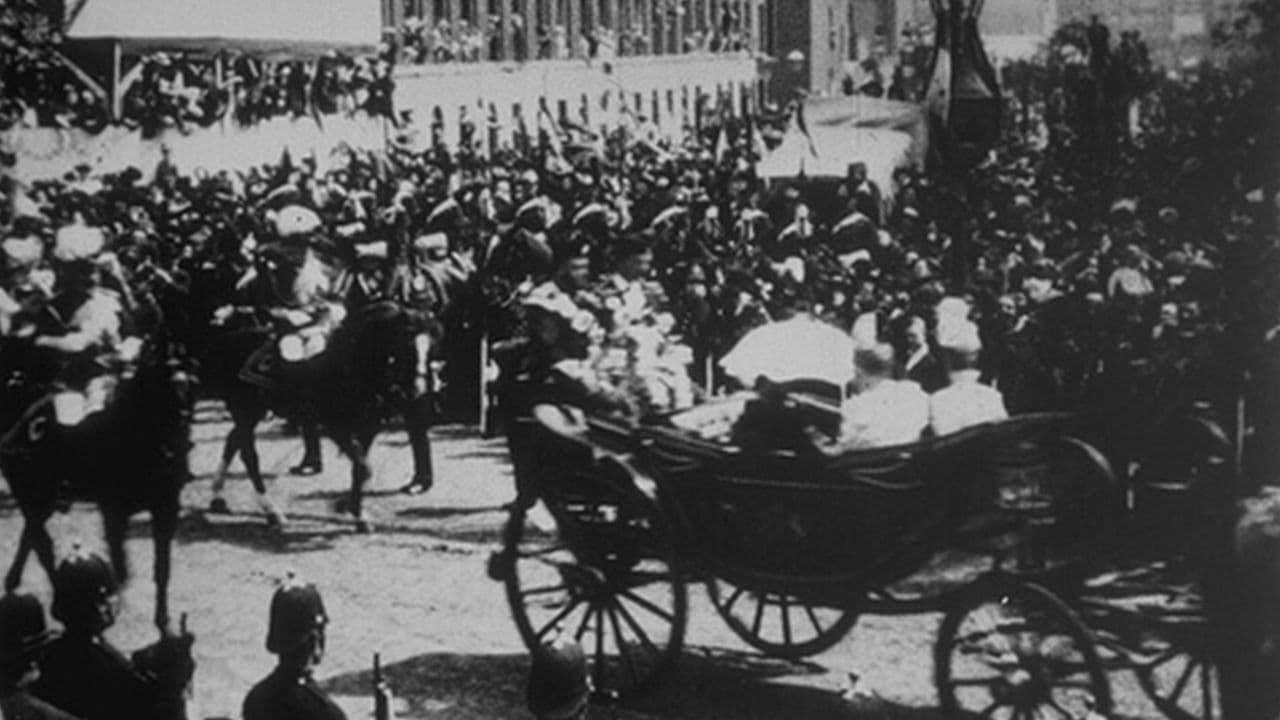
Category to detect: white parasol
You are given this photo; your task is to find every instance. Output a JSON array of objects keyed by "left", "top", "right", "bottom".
[{"left": 719, "top": 316, "right": 856, "bottom": 386}]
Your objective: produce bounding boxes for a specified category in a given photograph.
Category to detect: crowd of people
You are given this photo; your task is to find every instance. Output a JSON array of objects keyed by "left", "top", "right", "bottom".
[
  {"left": 0, "top": 3, "right": 1278, "bottom": 717},
  {"left": 0, "top": 19, "right": 1275, "bottom": 445},
  {"left": 395, "top": 0, "right": 753, "bottom": 65}
]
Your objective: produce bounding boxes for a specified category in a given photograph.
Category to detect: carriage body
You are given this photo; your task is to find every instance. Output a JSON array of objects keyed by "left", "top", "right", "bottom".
[{"left": 495, "top": 395, "right": 1130, "bottom": 704}]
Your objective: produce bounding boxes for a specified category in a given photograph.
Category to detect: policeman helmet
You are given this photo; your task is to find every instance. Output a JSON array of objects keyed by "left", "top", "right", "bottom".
[
  {"left": 0, "top": 592, "right": 52, "bottom": 668},
  {"left": 51, "top": 547, "right": 118, "bottom": 631},
  {"left": 525, "top": 636, "right": 591, "bottom": 719},
  {"left": 265, "top": 576, "right": 328, "bottom": 654}
]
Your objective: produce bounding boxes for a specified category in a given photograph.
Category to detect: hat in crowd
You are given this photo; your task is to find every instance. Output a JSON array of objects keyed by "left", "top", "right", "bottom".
[
  {"left": 0, "top": 593, "right": 53, "bottom": 666},
  {"left": 414, "top": 232, "right": 449, "bottom": 255},
  {"left": 353, "top": 240, "right": 390, "bottom": 262},
  {"left": 1158, "top": 206, "right": 1180, "bottom": 225},
  {"left": 273, "top": 205, "right": 322, "bottom": 238},
  {"left": 613, "top": 232, "right": 653, "bottom": 258},
  {"left": 1109, "top": 198, "right": 1138, "bottom": 218},
  {"left": 2, "top": 234, "right": 43, "bottom": 269},
  {"left": 551, "top": 234, "right": 593, "bottom": 266},
  {"left": 526, "top": 636, "right": 591, "bottom": 719},
  {"left": 571, "top": 203, "right": 611, "bottom": 230},
  {"left": 266, "top": 575, "right": 328, "bottom": 654},
  {"left": 937, "top": 317, "right": 982, "bottom": 356},
  {"left": 517, "top": 197, "right": 562, "bottom": 232},
  {"left": 52, "top": 223, "right": 105, "bottom": 263},
  {"left": 1024, "top": 259, "right": 1059, "bottom": 282},
  {"left": 649, "top": 205, "right": 688, "bottom": 230},
  {"left": 545, "top": 156, "right": 573, "bottom": 177}
]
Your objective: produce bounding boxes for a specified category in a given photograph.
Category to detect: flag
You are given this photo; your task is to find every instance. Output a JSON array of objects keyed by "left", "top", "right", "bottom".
[
  {"left": 925, "top": 44, "right": 952, "bottom": 127},
  {"left": 713, "top": 125, "right": 730, "bottom": 164},
  {"left": 748, "top": 116, "right": 766, "bottom": 160},
  {"left": 537, "top": 101, "right": 565, "bottom": 157},
  {"left": 794, "top": 103, "right": 818, "bottom": 158}
]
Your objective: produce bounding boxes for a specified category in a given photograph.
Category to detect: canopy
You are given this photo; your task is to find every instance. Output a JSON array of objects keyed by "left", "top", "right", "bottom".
[
  {"left": 67, "top": 0, "right": 381, "bottom": 58},
  {"left": 720, "top": 316, "right": 856, "bottom": 386},
  {"left": 756, "top": 115, "right": 915, "bottom": 197}
]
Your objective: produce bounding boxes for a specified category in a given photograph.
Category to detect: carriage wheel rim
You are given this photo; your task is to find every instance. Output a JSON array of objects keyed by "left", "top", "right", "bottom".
[
  {"left": 502, "top": 489, "right": 688, "bottom": 701},
  {"left": 936, "top": 577, "right": 1113, "bottom": 719},
  {"left": 706, "top": 577, "right": 859, "bottom": 659}
]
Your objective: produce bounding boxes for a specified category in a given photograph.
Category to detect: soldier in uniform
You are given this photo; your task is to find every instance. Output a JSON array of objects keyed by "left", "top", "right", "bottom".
[
  {"left": 0, "top": 593, "right": 79, "bottom": 720},
  {"left": 33, "top": 549, "right": 192, "bottom": 720},
  {"left": 242, "top": 577, "right": 347, "bottom": 720}
]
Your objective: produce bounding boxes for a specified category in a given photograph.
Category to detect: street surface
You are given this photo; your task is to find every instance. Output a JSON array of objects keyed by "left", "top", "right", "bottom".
[{"left": 0, "top": 402, "right": 1159, "bottom": 719}]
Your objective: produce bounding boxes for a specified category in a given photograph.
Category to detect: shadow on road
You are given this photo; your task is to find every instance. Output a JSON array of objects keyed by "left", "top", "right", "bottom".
[
  {"left": 318, "top": 646, "right": 945, "bottom": 720},
  {"left": 170, "top": 512, "right": 343, "bottom": 554},
  {"left": 395, "top": 505, "right": 506, "bottom": 520}
]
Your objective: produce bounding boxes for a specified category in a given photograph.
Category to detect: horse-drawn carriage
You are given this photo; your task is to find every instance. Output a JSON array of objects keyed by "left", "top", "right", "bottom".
[{"left": 489, "top": 389, "right": 1235, "bottom": 719}]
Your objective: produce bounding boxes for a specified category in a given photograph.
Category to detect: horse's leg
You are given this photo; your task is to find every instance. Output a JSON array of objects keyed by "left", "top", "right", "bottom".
[
  {"left": 399, "top": 394, "right": 434, "bottom": 494},
  {"left": 291, "top": 422, "right": 323, "bottom": 475},
  {"left": 209, "top": 429, "right": 240, "bottom": 513},
  {"left": 102, "top": 504, "right": 131, "bottom": 588},
  {"left": 231, "top": 402, "right": 284, "bottom": 526},
  {"left": 334, "top": 431, "right": 373, "bottom": 533},
  {"left": 150, "top": 498, "right": 178, "bottom": 631},
  {"left": 4, "top": 528, "right": 31, "bottom": 592}
]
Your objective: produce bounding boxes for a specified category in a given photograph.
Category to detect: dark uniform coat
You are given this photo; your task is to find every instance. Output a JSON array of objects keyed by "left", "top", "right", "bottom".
[{"left": 242, "top": 669, "right": 348, "bottom": 720}]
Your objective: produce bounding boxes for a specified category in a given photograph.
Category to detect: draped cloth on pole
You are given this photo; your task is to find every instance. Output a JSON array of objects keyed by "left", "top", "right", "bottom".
[{"left": 756, "top": 96, "right": 924, "bottom": 207}]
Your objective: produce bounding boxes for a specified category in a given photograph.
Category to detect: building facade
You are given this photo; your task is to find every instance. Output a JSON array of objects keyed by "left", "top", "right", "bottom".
[{"left": 382, "top": 0, "right": 763, "bottom": 145}]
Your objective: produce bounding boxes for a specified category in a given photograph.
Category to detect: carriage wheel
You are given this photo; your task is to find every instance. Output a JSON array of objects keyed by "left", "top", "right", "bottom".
[
  {"left": 706, "top": 577, "right": 858, "bottom": 659},
  {"left": 502, "top": 471, "right": 688, "bottom": 701},
  {"left": 936, "top": 575, "right": 1112, "bottom": 719},
  {"left": 1136, "top": 640, "right": 1220, "bottom": 720}
]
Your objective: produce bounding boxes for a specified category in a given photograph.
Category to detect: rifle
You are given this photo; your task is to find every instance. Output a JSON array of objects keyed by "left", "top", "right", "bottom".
[{"left": 373, "top": 652, "right": 395, "bottom": 720}]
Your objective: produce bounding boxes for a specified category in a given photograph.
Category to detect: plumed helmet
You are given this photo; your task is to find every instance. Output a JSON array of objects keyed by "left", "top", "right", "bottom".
[
  {"left": 525, "top": 636, "right": 590, "bottom": 718},
  {"left": 51, "top": 547, "right": 118, "bottom": 628},
  {"left": 0, "top": 593, "right": 51, "bottom": 665},
  {"left": 52, "top": 224, "right": 105, "bottom": 263},
  {"left": 266, "top": 576, "right": 328, "bottom": 654},
  {"left": 273, "top": 205, "right": 323, "bottom": 239}
]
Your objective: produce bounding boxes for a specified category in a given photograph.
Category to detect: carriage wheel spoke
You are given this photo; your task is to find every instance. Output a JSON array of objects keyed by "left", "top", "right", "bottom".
[
  {"left": 536, "top": 598, "right": 583, "bottom": 641},
  {"left": 613, "top": 596, "right": 661, "bottom": 658},
  {"left": 947, "top": 676, "right": 1004, "bottom": 687},
  {"left": 722, "top": 585, "right": 746, "bottom": 616},
  {"left": 520, "top": 584, "right": 569, "bottom": 598},
  {"left": 1201, "top": 661, "right": 1215, "bottom": 720},
  {"left": 520, "top": 543, "right": 567, "bottom": 559},
  {"left": 780, "top": 595, "right": 793, "bottom": 645},
  {"left": 592, "top": 606, "right": 606, "bottom": 688},
  {"left": 1168, "top": 656, "right": 1198, "bottom": 703},
  {"left": 803, "top": 604, "right": 825, "bottom": 636},
  {"left": 751, "top": 594, "right": 768, "bottom": 636},
  {"left": 574, "top": 602, "right": 595, "bottom": 642},
  {"left": 619, "top": 588, "right": 675, "bottom": 623},
  {"left": 606, "top": 602, "right": 640, "bottom": 686}
]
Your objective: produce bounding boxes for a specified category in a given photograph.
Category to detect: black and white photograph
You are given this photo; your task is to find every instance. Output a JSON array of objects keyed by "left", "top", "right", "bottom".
[{"left": 0, "top": 0, "right": 1276, "bottom": 717}]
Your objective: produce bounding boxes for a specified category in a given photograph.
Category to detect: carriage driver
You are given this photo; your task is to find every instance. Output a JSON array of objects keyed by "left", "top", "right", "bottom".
[{"left": 243, "top": 576, "right": 347, "bottom": 720}]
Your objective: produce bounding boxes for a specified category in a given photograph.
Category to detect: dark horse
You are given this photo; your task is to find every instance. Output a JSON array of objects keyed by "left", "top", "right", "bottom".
[
  {"left": 205, "top": 299, "right": 433, "bottom": 531},
  {"left": 0, "top": 335, "right": 195, "bottom": 630}
]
